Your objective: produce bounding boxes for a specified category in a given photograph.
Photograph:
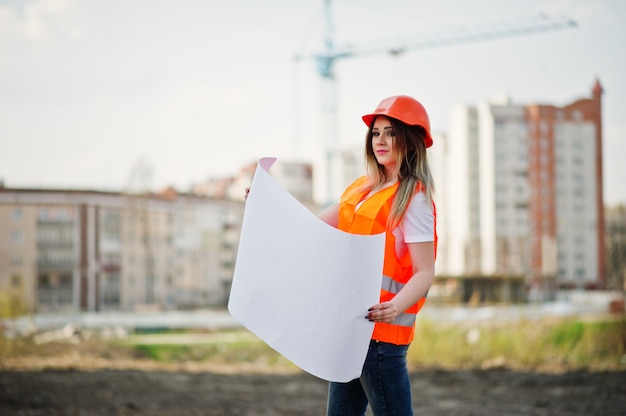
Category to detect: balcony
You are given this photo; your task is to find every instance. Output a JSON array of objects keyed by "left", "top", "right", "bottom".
[
  {"left": 37, "top": 288, "right": 73, "bottom": 311},
  {"left": 37, "top": 260, "right": 75, "bottom": 272}
]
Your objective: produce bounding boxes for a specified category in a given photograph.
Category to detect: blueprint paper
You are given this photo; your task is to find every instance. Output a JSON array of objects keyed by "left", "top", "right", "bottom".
[{"left": 228, "top": 157, "right": 384, "bottom": 382}]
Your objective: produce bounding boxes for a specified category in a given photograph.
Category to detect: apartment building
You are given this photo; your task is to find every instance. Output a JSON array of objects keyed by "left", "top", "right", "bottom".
[
  {"left": 0, "top": 188, "right": 244, "bottom": 313},
  {"left": 527, "top": 81, "right": 604, "bottom": 290},
  {"left": 606, "top": 204, "right": 626, "bottom": 292},
  {"left": 195, "top": 160, "right": 316, "bottom": 203},
  {"left": 439, "top": 81, "right": 604, "bottom": 298},
  {"left": 0, "top": 158, "right": 320, "bottom": 313}
]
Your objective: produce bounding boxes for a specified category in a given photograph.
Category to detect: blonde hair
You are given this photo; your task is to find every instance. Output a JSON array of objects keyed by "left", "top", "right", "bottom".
[{"left": 362, "top": 116, "right": 435, "bottom": 229}]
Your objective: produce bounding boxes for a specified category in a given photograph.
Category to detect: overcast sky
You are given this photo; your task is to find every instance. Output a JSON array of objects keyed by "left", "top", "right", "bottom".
[{"left": 1, "top": 0, "right": 624, "bottom": 205}]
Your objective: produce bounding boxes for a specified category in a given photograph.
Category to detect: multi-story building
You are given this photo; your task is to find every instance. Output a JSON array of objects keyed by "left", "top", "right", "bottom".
[
  {"left": 438, "top": 81, "right": 604, "bottom": 300},
  {"left": 605, "top": 204, "right": 626, "bottom": 292},
  {"left": 0, "top": 203, "right": 37, "bottom": 315},
  {"left": 527, "top": 81, "right": 604, "bottom": 290},
  {"left": 195, "top": 160, "right": 316, "bottom": 204},
  {"left": 0, "top": 188, "right": 244, "bottom": 313}
]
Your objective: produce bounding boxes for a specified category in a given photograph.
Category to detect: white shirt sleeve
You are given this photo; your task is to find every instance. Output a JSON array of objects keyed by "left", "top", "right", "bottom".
[{"left": 400, "top": 191, "right": 434, "bottom": 243}]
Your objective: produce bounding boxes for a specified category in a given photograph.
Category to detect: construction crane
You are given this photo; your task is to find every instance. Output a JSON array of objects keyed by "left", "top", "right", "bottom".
[{"left": 296, "top": 0, "right": 577, "bottom": 203}]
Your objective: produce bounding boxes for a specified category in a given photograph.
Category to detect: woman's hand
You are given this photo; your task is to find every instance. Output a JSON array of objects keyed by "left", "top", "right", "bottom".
[{"left": 366, "top": 301, "right": 399, "bottom": 323}]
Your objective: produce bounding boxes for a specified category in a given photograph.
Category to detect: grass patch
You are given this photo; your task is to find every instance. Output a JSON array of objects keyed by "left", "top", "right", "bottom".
[
  {"left": 125, "top": 330, "right": 291, "bottom": 367},
  {"left": 2, "top": 317, "right": 625, "bottom": 373},
  {"left": 408, "top": 317, "right": 626, "bottom": 371},
  {"left": 127, "top": 318, "right": 626, "bottom": 372}
]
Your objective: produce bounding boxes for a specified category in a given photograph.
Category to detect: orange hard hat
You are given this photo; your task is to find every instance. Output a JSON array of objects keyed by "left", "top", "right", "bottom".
[{"left": 362, "top": 95, "right": 433, "bottom": 148}]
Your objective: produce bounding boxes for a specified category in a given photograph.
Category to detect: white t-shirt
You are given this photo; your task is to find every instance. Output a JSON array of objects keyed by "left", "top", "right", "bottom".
[
  {"left": 400, "top": 191, "right": 435, "bottom": 243},
  {"left": 390, "top": 191, "right": 434, "bottom": 258}
]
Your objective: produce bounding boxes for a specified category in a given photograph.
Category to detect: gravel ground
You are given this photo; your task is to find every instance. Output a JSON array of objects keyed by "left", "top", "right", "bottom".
[{"left": 1, "top": 366, "right": 625, "bottom": 415}]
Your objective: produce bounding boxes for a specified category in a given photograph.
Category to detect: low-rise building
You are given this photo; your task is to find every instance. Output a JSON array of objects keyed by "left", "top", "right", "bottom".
[{"left": 0, "top": 187, "right": 244, "bottom": 313}]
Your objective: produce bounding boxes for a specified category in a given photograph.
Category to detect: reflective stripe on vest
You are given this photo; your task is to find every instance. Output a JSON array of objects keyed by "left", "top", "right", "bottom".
[
  {"left": 337, "top": 176, "right": 436, "bottom": 345},
  {"left": 381, "top": 275, "right": 430, "bottom": 328},
  {"left": 381, "top": 274, "right": 404, "bottom": 294},
  {"left": 381, "top": 275, "right": 416, "bottom": 328}
]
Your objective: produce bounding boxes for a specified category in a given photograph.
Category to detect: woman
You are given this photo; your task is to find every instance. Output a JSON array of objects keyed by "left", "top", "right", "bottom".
[{"left": 319, "top": 95, "right": 437, "bottom": 416}]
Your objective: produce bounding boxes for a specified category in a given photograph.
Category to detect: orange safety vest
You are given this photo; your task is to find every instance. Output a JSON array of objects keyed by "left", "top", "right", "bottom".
[{"left": 338, "top": 176, "right": 437, "bottom": 345}]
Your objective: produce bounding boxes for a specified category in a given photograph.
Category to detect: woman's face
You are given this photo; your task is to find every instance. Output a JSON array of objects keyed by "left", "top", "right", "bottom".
[{"left": 371, "top": 116, "right": 397, "bottom": 177}]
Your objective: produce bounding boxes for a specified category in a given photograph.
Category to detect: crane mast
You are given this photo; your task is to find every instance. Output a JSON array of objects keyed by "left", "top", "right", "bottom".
[{"left": 301, "top": 0, "right": 577, "bottom": 204}]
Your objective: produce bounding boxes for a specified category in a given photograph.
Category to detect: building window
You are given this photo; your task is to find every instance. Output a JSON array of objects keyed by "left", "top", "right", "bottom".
[
  {"left": 11, "top": 274, "right": 22, "bottom": 288},
  {"left": 12, "top": 208, "right": 22, "bottom": 221},
  {"left": 10, "top": 230, "right": 24, "bottom": 244},
  {"left": 103, "top": 274, "right": 121, "bottom": 307},
  {"left": 59, "top": 274, "right": 72, "bottom": 287},
  {"left": 38, "top": 206, "right": 74, "bottom": 222},
  {"left": 11, "top": 253, "right": 23, "bottom": 265},
  {"left": 39, "top": 274, "right": 50, "bottom": 288}
]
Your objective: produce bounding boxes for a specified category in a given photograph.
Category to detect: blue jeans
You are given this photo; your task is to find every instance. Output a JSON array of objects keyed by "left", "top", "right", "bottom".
[{"left": 326, "top": 340, "right": 413, "bottom": 416}]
